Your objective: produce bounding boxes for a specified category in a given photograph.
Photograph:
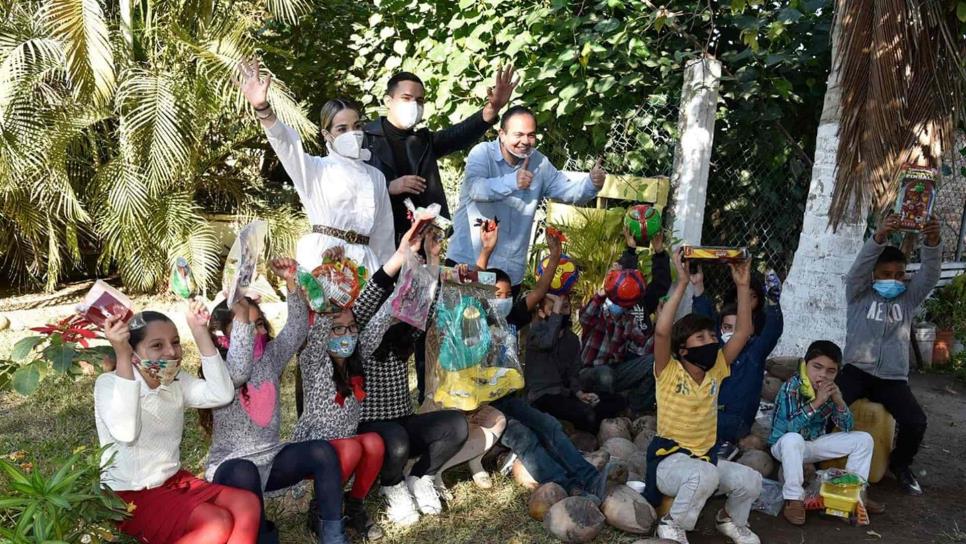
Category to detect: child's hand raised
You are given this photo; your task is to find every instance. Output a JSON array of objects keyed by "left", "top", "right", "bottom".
[
  {"left": 186, "top": 299, "right": 211, "bottom": 329},
  {"left": 651, "top": 230, "right": 665, "bottom": 254},
  {"left": 269, "top": 258, "right": 297, "bottom": 281},
  {"left": 103, "top": 315, "right": 131, "bottom": 349},
  {"left": 546, "top": 230, "right": 562, "bottom": 259},
  {"left": 729, "top": 258, "right": 751, "bottom": 287},
  {"left": 321, "top": 245, "right": 345, "bottom": 263},
  {"left": 922, "top": 217, "right": 941, "bottom": 247},
  {"left": 874, "top": 213, "right": 901, "bottom": 244},
  {"left": 623, "top": 225, "right": 637, "bottom": 249},
  {"left": 673, "top": 247, "right": 690, "bottom": 284},
  {"left": 480, "top": 220, "right": 499, "bottom": 253}
]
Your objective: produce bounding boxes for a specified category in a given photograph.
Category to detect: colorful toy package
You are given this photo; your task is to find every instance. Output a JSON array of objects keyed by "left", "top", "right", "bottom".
[
  {"left": 893, "top": 165, "right": 937, "bottom": 232},
  {"left": 536, "top": 254, "right": 579, "bottom": 295},
  {"left": 682, "top": 246, "right": 749, "bottom": 262},
  {"left": 223, "top": 220, "right": 268, "bottom": 307},
  {"left": 169, "top": 257, "right": 195, "bottom": 299},
  {"left": 311, "top": 256, "right": 366, "bottom": 312},
  {"left": 424, "top": 274, "right": 524, "bottom": 411},
  {"left": 624, "top": 204, "right": 662, "bottom": 246},
  {"left": 388, "top": 246, "right": 440, "bottom": 330}
]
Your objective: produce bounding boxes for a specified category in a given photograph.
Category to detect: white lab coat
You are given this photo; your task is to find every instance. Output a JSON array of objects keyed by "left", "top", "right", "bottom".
[{"left": 264, "top": 120, "right": 395, "bottom": 276}]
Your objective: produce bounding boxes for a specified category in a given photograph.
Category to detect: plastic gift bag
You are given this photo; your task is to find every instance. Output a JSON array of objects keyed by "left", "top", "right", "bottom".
[
  {"left": 425, "top": 269, "right": 524, "bottom": 411},
  {"left": 311, "top": 256, "right": 365, "bottom": 311},
  {"left": 170, "top": 257, "right": 195, "bottom": 299},
  {"left": 77, "top": 280, "right": 134, "bottom": 328},
  {"left": 389, "top": 246, "right": 439, "bottom": 330},
  {"left": 751, "top": 478, "right": 783, "bottom": 516}
]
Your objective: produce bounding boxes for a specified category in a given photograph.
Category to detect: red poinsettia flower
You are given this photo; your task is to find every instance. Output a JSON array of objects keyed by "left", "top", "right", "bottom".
[{"left": 30, "top": 315, "right": 101, "bottom": 348}]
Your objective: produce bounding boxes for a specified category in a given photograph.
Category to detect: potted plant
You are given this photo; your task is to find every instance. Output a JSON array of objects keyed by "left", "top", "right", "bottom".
[{"left": 923, "top": 273, "right": 966, "bottom": 365}]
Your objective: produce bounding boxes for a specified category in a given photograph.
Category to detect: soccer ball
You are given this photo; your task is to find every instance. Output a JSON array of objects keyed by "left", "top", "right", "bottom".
[
  {"left": 623, "top": 204, "right": 662, "bottom": 246},
  {"left": 604, "top": 268, "right": 647, "bottom": 307},
  {"left": 536, "top": 254, "right": 579, "bottom": 295}
]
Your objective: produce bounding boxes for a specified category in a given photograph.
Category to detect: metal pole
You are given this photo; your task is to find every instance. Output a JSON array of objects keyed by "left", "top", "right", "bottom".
[{"left": 956, "top": 196, "right": 966, "bottom": 261}]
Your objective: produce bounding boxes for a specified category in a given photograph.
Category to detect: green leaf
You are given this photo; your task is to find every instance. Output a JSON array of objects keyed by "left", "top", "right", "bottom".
[
  {"left": 45, "top": 343, "right": 77, "bottom": 373},
  {"left": 11, "top": 337, "right": 44, "bottom": 361},
  {"left": 958, "top": 1, "right": 966, "bottom": 23},
  {"left": 12, "top": 364, "right": 40, "bottom": 395},
  {"left": 730, "top": 0, "right": 746, "bottom": 12}
]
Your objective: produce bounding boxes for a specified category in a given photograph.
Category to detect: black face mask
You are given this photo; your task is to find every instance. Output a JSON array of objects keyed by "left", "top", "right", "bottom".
[
  {"left": 681, "top": 342, "right": 720, "bottom": 371},
  {"left": 562, "top": 315, "right": 573, "bottom": 330}
]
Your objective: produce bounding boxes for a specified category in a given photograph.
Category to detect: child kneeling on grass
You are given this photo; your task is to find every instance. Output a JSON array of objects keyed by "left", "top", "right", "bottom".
[
  {"left": 769, "top": 340, "right": 884, "bottom": 526},
  {"left": 644, "top": 248, "right": 762, "bottom": 544}
]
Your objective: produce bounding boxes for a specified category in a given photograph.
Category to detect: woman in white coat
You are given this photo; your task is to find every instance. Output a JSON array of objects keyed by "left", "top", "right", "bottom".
[{"left": 236, "top": 59, "right": 394, "bottom": 276}]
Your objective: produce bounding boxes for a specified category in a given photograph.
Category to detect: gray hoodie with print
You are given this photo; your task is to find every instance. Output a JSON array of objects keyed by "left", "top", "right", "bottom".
[{"left": 844, "top": 237, "right": 941, "bottom": 381}]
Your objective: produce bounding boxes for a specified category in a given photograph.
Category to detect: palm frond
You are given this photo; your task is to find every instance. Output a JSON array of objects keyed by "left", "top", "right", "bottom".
[
  {"left": 262, "top": 0, "right": 310, "bottom": 24},
  {"left": 45, "top": 0, "right": 115, "bottom": 103}
]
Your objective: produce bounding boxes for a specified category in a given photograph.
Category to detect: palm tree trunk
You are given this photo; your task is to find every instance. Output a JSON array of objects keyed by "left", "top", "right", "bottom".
[{"left": 775, "top": 11, "right": 868, "bottom": 357}]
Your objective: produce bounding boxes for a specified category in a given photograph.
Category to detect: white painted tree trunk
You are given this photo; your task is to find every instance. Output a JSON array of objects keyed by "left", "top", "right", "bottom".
[{"left": 774, "top": 21, "right": 868, "bottom": 357}]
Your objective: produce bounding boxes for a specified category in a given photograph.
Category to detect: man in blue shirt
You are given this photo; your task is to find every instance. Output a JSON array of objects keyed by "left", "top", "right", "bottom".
[{"left": 446, "top": 106, "right": 606, "bottom": 291}]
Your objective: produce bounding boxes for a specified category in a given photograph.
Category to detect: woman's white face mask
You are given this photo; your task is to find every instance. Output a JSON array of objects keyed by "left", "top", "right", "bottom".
[{"left": 327, "top": 130, "right": 370, "bottom": 161}]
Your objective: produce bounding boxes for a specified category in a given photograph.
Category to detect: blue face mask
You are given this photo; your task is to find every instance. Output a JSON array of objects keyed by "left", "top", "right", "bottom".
[
  {"left": 490, "top": 298, "right": 513, "bottom": 319},
  {"left": 872, "top": 279, "right": 906, "bottom": 299},
  {"left": 327, "top": 334, "right": 358, "bottom": 358},
  {"left": 604, "top": 298, "right": 624, "bottom": 316}
]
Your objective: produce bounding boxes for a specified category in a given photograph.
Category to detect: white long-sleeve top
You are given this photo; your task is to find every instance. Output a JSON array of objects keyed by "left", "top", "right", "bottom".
[
  {"left": 265, "top": 120, "right": 395, "bottom": 275},
  {"left": 94, "top": 354, "right": 235, "bottom": 491}
]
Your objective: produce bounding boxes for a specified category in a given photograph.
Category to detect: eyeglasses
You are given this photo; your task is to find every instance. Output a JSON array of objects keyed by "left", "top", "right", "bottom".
[{"left": 331, "top": 324, "right": 359, "bottom": 335}]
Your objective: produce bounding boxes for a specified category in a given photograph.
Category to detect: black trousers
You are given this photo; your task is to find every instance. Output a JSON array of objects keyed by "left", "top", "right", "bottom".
[
  {"left": 357, "top": 410, "right": 469, "bottom": 486},
  {"left": 836, "top": 364, "right": 927, "bottom": 470},
  {"left": 531, "top": 392, "right": 627, "bottom": 434}
]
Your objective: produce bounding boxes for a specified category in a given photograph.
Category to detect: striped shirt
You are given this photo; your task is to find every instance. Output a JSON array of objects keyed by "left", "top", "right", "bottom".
[{"left": 655, "top": 351, "right": 729, "bottom": 457}]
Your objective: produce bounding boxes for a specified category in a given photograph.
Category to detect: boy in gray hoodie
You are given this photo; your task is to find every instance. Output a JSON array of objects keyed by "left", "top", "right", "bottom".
[{"left": 838, "top": 213, "right": 941, "bottom": 496}]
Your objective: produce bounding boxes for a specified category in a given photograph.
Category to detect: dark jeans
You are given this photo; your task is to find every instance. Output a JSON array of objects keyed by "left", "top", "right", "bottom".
[
  {"left": 212, "top": 439, "right": 343, "bottom": 533},
  {"left": 492, "top": 396, "right": 599, "bottom": 493},
  {"left": 716, "top": 411, "right": 752, "bottom": 444},
  {"left": 357, "top": 410, "right": 468, "bottom": 486},
  {"left": 578, "top": 355, "right": 656, "bottom": 414},
  {"left": 532, "top": 392, "right": 626, "bottom": 434},
  {"left": 836, "top": 364, "right": 927, "bottom": 470},
  {"left": 414, "top": 333, "right": 427, "bottom": 404}
]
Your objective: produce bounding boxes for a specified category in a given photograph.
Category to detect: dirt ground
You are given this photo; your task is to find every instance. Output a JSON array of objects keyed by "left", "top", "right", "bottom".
[{"left": 687, "top": 371, "right": 966, "bottom": 544}]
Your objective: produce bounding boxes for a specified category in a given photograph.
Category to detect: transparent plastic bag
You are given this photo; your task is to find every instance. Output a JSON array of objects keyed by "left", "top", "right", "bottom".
[
  {"left": 752, "top": 478, "right": 783, "bottom": 516},
  {"left": 223, "top": 220, "right": 268, "bottom": 306},
  {"left": 426, "top": 276, "right": 524, "bottom": 411},
  {"left": 389, "top": 246, "right": 439, "bottom": 330}
]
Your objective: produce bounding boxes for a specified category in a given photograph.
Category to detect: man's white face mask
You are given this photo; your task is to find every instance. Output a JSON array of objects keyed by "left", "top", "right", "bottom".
[{"left": 389, "top": 99, "right": 423, "bottom": 130}]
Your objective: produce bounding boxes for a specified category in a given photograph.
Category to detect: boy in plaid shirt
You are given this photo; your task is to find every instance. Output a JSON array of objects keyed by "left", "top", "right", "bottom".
[
  {"left": 769, "top": 340, "right": 883, "bottom": 526},
  {"left": 578, "top": 228, "right": 670, "bottom": 414}
]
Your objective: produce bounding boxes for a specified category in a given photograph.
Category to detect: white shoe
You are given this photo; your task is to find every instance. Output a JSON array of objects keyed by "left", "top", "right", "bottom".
[
  {"left": 432, "top": 473, "right": 454, "bottom": 502},
  {"left": 406, "top": 475, "right": 443, "bottom": 515},
  {"left": 655, "top": 514, "right": 690, "bottom": 544},
  {"left": 715, "top": 510, "right": 760, "bottom": 544},
  {"left": 380, "top": 482, "right": 420, "bottom": 527}
]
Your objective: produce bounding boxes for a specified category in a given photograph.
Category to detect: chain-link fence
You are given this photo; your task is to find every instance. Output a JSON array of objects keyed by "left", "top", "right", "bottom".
[
  {"left": 934, "top": 133, "right": 966, "bottom": 261},
  {"left": 699, "top": 121, "right": 814, "bottom": 300}
]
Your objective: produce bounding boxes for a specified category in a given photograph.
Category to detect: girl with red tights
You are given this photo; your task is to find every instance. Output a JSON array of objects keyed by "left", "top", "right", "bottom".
[
  {"left": 95, "top": 302, "right": 259, "bottom": 544},
  {"left": 292, "top": 223, "right": 425, "bottom": 539}
]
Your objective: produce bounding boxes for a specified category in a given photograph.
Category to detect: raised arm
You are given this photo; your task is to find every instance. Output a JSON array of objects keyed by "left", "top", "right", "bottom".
[
  {"left": 477, "top": 220, "right": 499, "bottom": 270},
  {"left": 182, "top": 299, "right": 234, "bottom": 407},
  {"left": 654, "top": 248, "right": 690, "bottom": 377},
  {"left": 432, "top": 66, "right": 517, "bottom": 157},
  {"left": 905, "top": 218, "right": 942, "bottom": 307},
  {"left": 846, "top": 215, "right": 898, "bottom": 302},
  {"left": 523, "top": 233, "right": 562, "bottom": 311},
  {"left": 262, "top": 258, "right": 309, "bottom": 377},
  {"left": 542, "top": 155, "right": 601, "bottom": 206},
  {"left": 641, "top": 232, "right": 671, "bottom": 313},
  {"left": 722, "top": 259, "right": 753, "bottom": 364},
  {"left": 528, "top": 295, "right": 564, "bottom": 351}
]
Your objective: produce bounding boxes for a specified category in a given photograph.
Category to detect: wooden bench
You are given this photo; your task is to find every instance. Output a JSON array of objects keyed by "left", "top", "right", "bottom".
[{"left": 906, "top": 261, "right": 966, "bottom": 290}]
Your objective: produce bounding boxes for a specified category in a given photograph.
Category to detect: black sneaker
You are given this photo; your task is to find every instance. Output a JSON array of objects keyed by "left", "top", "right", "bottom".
[
  {"left": 716, "top": 441, "right": 739, "bottom": 461},
  {"left": 345, "top": 495, "right": 384, "bottom": 541},
  {"left": 892, "top": 465, "right": 924, "bottom": 496}
]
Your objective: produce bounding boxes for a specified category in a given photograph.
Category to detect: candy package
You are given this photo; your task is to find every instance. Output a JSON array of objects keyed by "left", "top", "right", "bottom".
[
  {"left": 405, "top": 198, "right": 452, "bottom": 236},
  {"left": 424, "top": 276, "right": 524, "bottom": 411},
  {"left": 682, "top": 246, "right": 749, "bottom": 262},
  {"left": 169, "top": 257, "right": 195, "bottom": 299},
  {"left": 223, "top": 221, "right": 268, "bottom": 307},
  {"left": 297, "top": 266, "right": 328, "bottom": 313},
  {"left": 311, "top": 257, "right": 365, "bottom": 312},
  {"left": 893, "top": 165, "right": 937, "bottom": 232},
  {"left": 389, "top": 246, "right": 439, "bottom": 330},
  {"left": 77, "top": 280, "right": 134, "bottom": 328}
]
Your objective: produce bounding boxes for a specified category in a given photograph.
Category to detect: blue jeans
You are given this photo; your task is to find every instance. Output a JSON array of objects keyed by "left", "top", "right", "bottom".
[
  {"left": 578, "top": 354, "right": 656, "bottom": 413},
  {"left": 492, "top": 396, "right": 598, "bottom": 493}
]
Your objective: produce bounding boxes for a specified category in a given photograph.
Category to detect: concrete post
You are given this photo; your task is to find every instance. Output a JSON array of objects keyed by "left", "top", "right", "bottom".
[
  {"left": 669, "top": 55, "right": 721, "bottom": 314},
  {"left": 775, "top": 19, "right": 868, "bottom": 357}
]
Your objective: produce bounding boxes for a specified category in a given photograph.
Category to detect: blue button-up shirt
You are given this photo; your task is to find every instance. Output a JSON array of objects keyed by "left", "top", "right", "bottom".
[{"left": 446, "top": 139, "right": 599, "bottom": 284}]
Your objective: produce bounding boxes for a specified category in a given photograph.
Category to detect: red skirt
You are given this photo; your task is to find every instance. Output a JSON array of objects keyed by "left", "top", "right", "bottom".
[{"left": 115, "top": 470, "right": 228, "bottom": 543}]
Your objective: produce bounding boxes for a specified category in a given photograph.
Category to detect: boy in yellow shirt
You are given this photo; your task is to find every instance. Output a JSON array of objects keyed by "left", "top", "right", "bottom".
[{"left": 643, "top": 248, "right": 762, "bottom": 544}]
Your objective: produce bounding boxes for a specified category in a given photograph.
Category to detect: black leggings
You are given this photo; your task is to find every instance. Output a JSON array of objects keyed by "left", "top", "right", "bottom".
[
  {"left": 532, "top": 392, "right": 627, "bottom": 434},
  {"left": 357, "top": 410, "right": 469, "bottom": 486},
  {"left": 212, "top": 439, "right": 343, "bottom": 531}
]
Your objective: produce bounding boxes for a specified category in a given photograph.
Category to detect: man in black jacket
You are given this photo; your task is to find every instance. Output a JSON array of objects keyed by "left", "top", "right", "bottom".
[{"left": 364, "top": 66, "right": 518, "bottom": 243}]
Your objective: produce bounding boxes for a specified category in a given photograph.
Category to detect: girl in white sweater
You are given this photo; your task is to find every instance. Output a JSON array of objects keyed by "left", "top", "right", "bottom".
[{"left": 95, "top": 300, "right": 259, "bottom": 544}]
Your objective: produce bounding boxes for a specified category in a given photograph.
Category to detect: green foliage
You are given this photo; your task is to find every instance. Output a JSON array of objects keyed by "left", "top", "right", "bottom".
[
  {"left": 0, "top": 0, "right": 315, "bottom": 292},
  {"left": 1, "top": 316, "right": 112, "bottom": 396},
  {"left": 925, "top": 274, "right": 966, "bottom": 339},
  {"left": 0, "top": 445, "right": 130, "bottom": 543}
]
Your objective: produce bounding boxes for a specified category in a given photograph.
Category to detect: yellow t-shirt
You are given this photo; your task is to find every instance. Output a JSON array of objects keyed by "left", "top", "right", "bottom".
[{"left": 655, "top": 351, "right": 730, "bottom": 457}]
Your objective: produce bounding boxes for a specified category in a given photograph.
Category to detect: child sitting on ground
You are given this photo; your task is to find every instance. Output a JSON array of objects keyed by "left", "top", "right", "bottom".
[
  {"left": 690, "top": 266, "right": 783, "bottom": 453},
  {"left": 578, "top": 228, "right": 670, "bottom": 415},
  {"left": 769, "top": 340, "right": 883, "bottom": 526},
  {"left": 645, "top": 248, "right": 762, "bottom": 544},
  {"left": 526, "top": 293, "right": 626, "bottom": 433}
]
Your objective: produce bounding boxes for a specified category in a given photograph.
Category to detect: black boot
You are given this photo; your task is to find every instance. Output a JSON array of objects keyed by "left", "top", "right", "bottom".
[
  {"left": 258, "top": 520, "right": 279, "bottom": 544},
  {"left": 345, "top": 495, "right": 384, "bottom": 541},
  {"left": 307, "top": 499, "right": 349, "bottom": 544}
]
